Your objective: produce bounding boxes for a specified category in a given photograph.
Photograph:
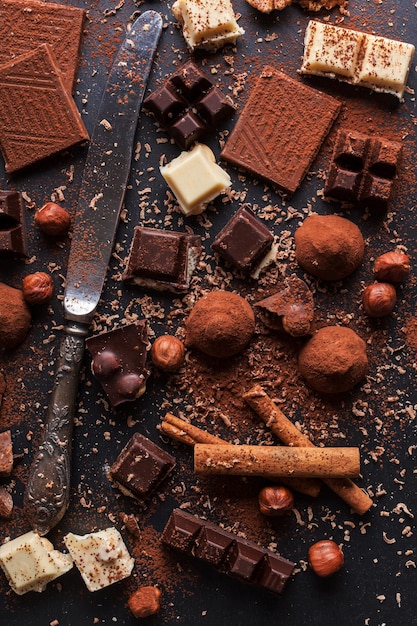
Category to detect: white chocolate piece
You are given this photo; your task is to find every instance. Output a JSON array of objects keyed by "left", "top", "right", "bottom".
[
  {"left": 64, "top": 527, "right": 134, "bottom": 592},
  {"left": 0, "top": 531, "right": 73, "bottom": 595},
  {"left": 300, "top": 20, "right": 415, "bottom": 100},
  {"left": 160, "top": 144, "right": 231, "bottom": 216},
  {"left": 172, "top": 0, "right": 244, "bottom": 51}
]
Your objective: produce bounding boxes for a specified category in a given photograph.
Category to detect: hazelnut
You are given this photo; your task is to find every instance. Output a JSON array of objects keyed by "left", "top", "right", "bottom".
[
  {"left": 128, "top": 585, "right": 161, "bottom": 618},
  {"left": 0, "top": 486, "right": 13, "bottom": 519},
  {"left": 22, "top": 272, "right": 54, "bottom": 306},
  {"left": 373, "top": 251, "right": 410, "bottom": 283},
  {"left": 34, "top": 202, "right": 71, "bottom": 237},
  {"left": 151, "top": 335, "right": 185, "bottom": 372},
  {"left": 308, "top": 539, "right": 344, "bottom": 577},
  {"left": 362, "top": 282, "right": 397, "bottom": 318},
  {"left": 258, "top": 485, "right": 294, "bottom": 516},
  {"left": 92, "top": 351, "right": 121, "bottom": 379}
]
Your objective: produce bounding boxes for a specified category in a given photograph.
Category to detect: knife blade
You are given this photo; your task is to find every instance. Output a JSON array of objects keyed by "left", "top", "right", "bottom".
[{"left": 24, "top": 10, "right": 163, "bottom": 535}]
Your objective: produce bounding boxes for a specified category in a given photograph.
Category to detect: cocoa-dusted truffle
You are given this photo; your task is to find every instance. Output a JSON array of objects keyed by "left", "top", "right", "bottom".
[
  {"left": 294, "top": 214, "right": 364, "bottom": 281},
  {"left": 185, "top": 290, "right": 255, "bottom": 358},
  {"left": 298, "top": 326, "right": 368, "bottom": 394},
  {"left": 0, "top": 282, "right": 31, "bottom": 349}
]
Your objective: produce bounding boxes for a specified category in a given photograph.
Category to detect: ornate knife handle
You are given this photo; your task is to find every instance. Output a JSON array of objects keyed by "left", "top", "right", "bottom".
[{"left": 24, "top": 321, "right": 89, "bottom": 535}]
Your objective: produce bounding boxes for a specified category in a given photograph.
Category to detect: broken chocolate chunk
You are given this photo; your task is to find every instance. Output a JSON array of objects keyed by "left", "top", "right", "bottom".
[
  {"left": 109, "top": 433, "right": 175, "bottom": 501},
  {"left": 144, "top": 61, "right": 234, "bottom": 150},
  {"left": 324, "top": 130, "right": 402, "bottom": 212},
  {"left": 122, "top": 227, "right": 202, "bottom": 293},
  {"left": 0, "top": 190, "right": 27, "bottom": 258},
  {"left": 255, "top": 275, "right": 314, "bottom": 336},
  {"left": 211, "top": 204, "right": 274, "bottom": 274},
  {"left": 86, "top": 321, "right": 149, "bottom": 408}
]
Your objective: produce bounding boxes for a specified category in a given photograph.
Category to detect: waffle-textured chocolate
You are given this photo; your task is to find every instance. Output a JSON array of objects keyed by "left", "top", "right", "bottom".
[
  {"left": 324, "top": 130, "right": 402, "bottom": 212},
  {"left": 161, "top": 508, "right": 295, "bottom": 594},
  {"left": 0, "top": 190, "right": 27, "bottom": 258},
  {"left": 143, "top": 61, "right": 235, "bottom": 149},
  {"left": 211, "top": 204, "right": 274, "bottom": 273}
]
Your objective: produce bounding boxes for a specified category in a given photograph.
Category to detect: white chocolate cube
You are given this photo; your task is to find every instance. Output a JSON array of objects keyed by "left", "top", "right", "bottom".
[
  {"left": 358, "top": 34, "right": 415, "bottom": 98},
  {"left": 160, "top": 144, "right": 231, "bottom": 216},
  {"left": 64, "top": 527, "right": 134, "bottom": 592},
  {"left": 301, "top": 20, "right": 363, "bottom": 78},
  {"left": 0, "top": 531, "right": 73, "bottom": 595},
  {"left": 172, "top": 0, "right": 244, "bottom": 51}
]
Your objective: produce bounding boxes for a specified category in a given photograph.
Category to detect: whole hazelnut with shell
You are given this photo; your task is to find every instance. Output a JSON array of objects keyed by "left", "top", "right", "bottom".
[
  {"left": 22, "top": 272, "right": 54, "bottom": 306},
  {"left": 308, "top": 539, "right": 344, "bottom": 577},
  {"left": 373, "top": 251, "right": 410, "bottom": 283},
  {"left": 362, "top": 283, "right": 397, "bottom": 318},
  {"left": 34, "top": 202, "right": 71, "bottom": 237},
  {"left": 258, "top": 485, "right": 294, "bottom": 516},
  {"left": 151, "top": 335, "right": 185, "bottom": 372}
]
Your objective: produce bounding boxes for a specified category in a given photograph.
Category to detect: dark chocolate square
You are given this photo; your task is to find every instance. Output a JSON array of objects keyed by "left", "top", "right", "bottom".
[
  {"left": 0, "top": 190, "right": 27, "bottom": 258},
  {"left": 109, "top": 433, "right": 175, "bottom": 501},
  {"left": 194, "top": 522, "right": 235, "bottom": 569},
  {"left": 255, "top": 553, "right": 295, "bottom": 594},
  {"left": 161, "top": 509, "right": 204, "bottom": 553},
  {"left": 122, "top": 227, "right": 202, "bottom": 293},
  {"left": 86, "top": 321, "right": 150, "bottom": 407},
  {"left": 211, "top": 204, "right": 274, "bottom": 273},
  {"left": 143, "top": 61, "right": 234, "bottom": 150},
  {"left": 224, "top": 537, "right": 266, "bottom": 582}
]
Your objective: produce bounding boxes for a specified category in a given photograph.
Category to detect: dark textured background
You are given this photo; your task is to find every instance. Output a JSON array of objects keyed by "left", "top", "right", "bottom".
[{"left": 1, "top": 0, "right": 416, "bottom": 624}]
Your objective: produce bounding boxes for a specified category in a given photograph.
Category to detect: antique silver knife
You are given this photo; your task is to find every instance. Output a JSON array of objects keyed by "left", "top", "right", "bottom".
[{"left": 24, "top": 11, "right": 163, "bottom": 535}]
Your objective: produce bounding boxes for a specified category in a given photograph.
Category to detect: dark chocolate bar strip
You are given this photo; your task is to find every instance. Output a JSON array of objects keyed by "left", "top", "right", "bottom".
[{"left": 161, "top": 508, "right": 295, "bottom": 594}]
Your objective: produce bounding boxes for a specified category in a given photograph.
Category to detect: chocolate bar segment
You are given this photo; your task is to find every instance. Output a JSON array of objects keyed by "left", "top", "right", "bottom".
[
  {"left": 86, "top": 321, "right": 150, "bottom": 407},
  {"left": 221, "top": 67, "right": 341, "bottom": 195},
  {"left": 0, "top": 44, "right": 89, "bottom": 173},
  {"left": 109, "top": 433, "right": 175, "bottom": 501},
  {"left": 162, "top": 508, "right": 295, "bottom": 594},
  {"left": 122, "top": 227, "right": 202, "bottom": 293},
  {"left": 0, "top": 190, "right": 27, "bottom": 258},
  {"left": 0, "top": 0, "right": 85, "bottom": 94},
  {"left": 161, "top": 508, "right": 204, "bottom": 552},
  {"left": 324, "top": 130, "right": 402, "bottom": 212},
  {"left": 144, "top": 61, "right": 234, "bottom": 150},
  {"left": 211, "top": 204, "right": 274, "bottom": 273}
]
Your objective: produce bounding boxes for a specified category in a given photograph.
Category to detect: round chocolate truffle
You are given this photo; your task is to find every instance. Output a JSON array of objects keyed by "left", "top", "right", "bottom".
[
  {"left": 0, "top": 282, "right": 31, "bottom": 350},
  {"left": 294, "top": 214, "right": 364, "bottom": 281},
  {"left": 185, "top": 290, "right": 255, "bottom": 358},
  {"left": 298, "top": 326, "right": 368, "bottom": 394}
]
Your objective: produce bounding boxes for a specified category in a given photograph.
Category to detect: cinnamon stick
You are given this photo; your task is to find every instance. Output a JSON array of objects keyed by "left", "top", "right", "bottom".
[
  {"left": 160, "top": 412, "right": 321, "bottom": 498},
  {"left": 194, "top": 444, "right": 360, "bottom": 478},
  {"left": 243, "top": 385, "right": 373, "bottom": 515}
]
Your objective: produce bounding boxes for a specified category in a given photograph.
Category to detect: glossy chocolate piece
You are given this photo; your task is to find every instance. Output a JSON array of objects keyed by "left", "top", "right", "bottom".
[
  {"left": 109, "top": 433, "right": 175, "bottom": 501},
  {"left": 86, "top": 321, "right": 150, "bottom": 407},
  {"left": 161, "top": 508, "right": 204, "bottom": 552},
  {"left": 211, "top": 204, "right": 274, "bottom": 273},
  {"left": 162, "top": 509, "right": 295, "bottom": 594},
  {"left": 0, "top": 190, "right": 27, "bottom": 258},
  {"left": 324, "top": 130, "right": 402, "bottom": 212},
  {"left": 144, "top": 61, "right": 234, "bottom": 149},
  {"left": 122, "top": 227, "right": 202, "bottom": 293}
]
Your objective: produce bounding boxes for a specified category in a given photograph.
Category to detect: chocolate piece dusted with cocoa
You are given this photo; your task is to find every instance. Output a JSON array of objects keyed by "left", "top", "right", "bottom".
[
  {"left": 221, "top": 67, "right": 341, "bottom": 195},
  {"left": 0, "top": 0, "right": 85, "bottom": 94},
  {"left": 143, "top": 61, "right": 234, "bottom": 149},
  {"left": 0, "top": 44, "right": 89, "bottom": 173},
  {"left": 324, "top": 130, "right": 402, "bottom": 212},
  {"left": 0, "top": 430, "right": 13, "bottom": 477},
  {"left": 109, "top": 433, "right": 175, "bottom": 501},
  {"left": 0, "top": 190, "right": 27, "bottom": 258},
  {"left": 255, "top": 275, "right": 314, "bottom": 336},
  {"left": 162, "top": 508, "right": 295, "bottom": 594},
  {"left": 0, "top": 282, "right": 31, "bottom": 350},
  {"left": 86, "top": 321, "right": 150, "bottom": 408},
  {"left": 122, "top": 227, "right": 202, "bottom": 293},
  {"left": 211, "top": 204, "right": 274, "bottom": 274}
]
